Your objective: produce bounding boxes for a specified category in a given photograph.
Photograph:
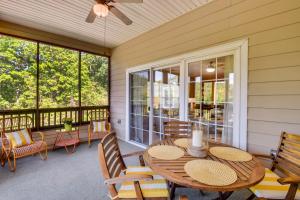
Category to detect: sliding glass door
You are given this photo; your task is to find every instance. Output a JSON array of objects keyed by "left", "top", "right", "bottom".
[
  {"left": 187, "top": 55, "right": 234, "bottom": 144},
  {"left": 127, "top": 40, "right": 247, "bottom": 148},
  {"left": 129, "top": 70, "right": 150, "bottom": 145},
  {"left": 152, "top": 65, "right": 181, "bottom": 143}
]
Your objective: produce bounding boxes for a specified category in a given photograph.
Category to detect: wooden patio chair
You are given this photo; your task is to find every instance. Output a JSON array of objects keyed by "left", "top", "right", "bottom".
[
  {"left": 88, "top": 110, "right": 112, "bottom": 147},
  {"left": 247, "top": 132, "right": 300, "bottom": 200},
  {"left": 163, "top": 121, "right": 195, "bottom": 199},
  {"left": 0, "top": 116, "right": 47, "bottom": 172},
  {"left": 163, "top": 121, "right": 192, "bottom": 139},
  {"left": 98, "top": 132, "right": 187, "bottom": 200}
]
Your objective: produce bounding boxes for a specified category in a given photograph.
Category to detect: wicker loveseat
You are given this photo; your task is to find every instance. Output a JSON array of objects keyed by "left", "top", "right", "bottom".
[{"left": 0, "top": 116, "right": 47, "bottom": 172}]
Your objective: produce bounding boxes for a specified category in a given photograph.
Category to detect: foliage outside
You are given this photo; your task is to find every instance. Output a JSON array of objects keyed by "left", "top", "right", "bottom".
[{"left": 0, "top": 35, "right": 108, "bottom": 110}]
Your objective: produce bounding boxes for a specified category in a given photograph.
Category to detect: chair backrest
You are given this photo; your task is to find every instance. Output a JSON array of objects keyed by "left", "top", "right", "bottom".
[
  {"left": 89, "top": 110, "right": 110, "bottom": 131},
  {"left": 163, "top": 120, "right": 192, "bottom": 139},
  {"left": 272, "top": 132, "right": 300, "bottom": 177},
  {"left": 0, "top": 116, "right": 33, "bottom": 138},
  {"left": 98, "top": 132, "right": 126, "bottom": 198}
]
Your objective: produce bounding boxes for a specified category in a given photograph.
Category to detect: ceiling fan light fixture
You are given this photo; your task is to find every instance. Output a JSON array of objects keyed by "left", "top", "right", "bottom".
[{"left": 93, "top": 3, "right": 109, "bottom": 17}]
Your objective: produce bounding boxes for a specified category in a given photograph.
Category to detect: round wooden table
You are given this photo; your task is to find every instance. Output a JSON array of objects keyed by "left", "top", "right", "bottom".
[{"left": 143, "top": 138, "right": 265, "bottom": 200}]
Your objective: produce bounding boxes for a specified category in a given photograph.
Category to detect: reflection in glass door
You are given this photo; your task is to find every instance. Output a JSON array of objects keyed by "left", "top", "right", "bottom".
[
  {"left": 187, "top": 55, "right": 234, "bottom": 145},
  {"left": 152, "top": 66, "right": 181, "bottom": 143},
  {"left": 129, "top": 70, "right": 150, "bottom": 145}
]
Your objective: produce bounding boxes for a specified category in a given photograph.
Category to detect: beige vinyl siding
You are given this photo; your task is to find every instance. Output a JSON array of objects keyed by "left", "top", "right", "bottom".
[{"left": 110, "top": 0, "right": 300, "bottom": 154}]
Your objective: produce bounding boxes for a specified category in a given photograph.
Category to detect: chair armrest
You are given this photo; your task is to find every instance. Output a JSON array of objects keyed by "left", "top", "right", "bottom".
[
  {"left": 278, "top": 176, "right": 300, "bottom": 185},
  {"left": 1, "top": 137, "right": 12, "bottom": 151},
  {"left": 32, "top": 131, "right": 45, "bottom": 142},
  {"left": 122, "top": 150, "right": 144, "bottom": 158},
  {"left": 253, "top": 154, "right": 273, "bottom": 159},
  {"left": 104, "top": 174, "right": 153, "bottom": 185},
  {"left": 123, "top": 151, "right": 146, "bottom": 166}
]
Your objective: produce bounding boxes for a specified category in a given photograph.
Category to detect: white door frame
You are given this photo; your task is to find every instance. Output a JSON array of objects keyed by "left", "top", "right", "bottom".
[{"left": 126, "top": 39, "right": 248, "bottom": 150}]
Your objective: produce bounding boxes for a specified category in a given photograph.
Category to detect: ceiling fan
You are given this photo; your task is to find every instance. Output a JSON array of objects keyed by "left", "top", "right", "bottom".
[{"left": 86, "top": 0, "right": 143, "bottom": 25}]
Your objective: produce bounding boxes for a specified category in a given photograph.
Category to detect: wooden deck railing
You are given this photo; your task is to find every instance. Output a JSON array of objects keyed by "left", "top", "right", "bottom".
[{"left": 0, "top": 106, "right": 109, "bottom": 130}]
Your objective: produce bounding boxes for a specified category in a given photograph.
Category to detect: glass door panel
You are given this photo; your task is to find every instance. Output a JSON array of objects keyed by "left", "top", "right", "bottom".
[
  {"left": 152, "top": 65, "right": 181, "bottom": 143},
  {"left": 187, "top": 55, "right": 234, "bottom": 145},
  {"left": 129, "top": 70, "right": 150, "bottom": 145}
]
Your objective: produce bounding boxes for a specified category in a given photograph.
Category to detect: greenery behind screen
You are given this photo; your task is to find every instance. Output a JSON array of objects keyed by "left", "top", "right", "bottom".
[{"left": 0, "top": 34, "right": 108, "bottom": 110}]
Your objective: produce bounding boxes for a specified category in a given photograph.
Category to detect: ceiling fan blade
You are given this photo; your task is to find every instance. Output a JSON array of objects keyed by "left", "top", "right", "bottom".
[
  {"left": 109, "top": 6, "right": 133, "bottom": 25},
  {"left": 86, "top": 7, "right": 97, "bottom": 23},
  {"left": 113, "top": 0, "right": 143, "bottom": 3}
]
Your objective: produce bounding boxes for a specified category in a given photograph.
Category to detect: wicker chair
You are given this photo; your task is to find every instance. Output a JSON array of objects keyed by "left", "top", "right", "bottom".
[
  {"left": 88, "top": 110, "right": 112, "bottom": 147},
  {"left": 248, "top": 132, "right": 300, "bottom": 200},
  {"left": 0, "top": 116, "right": 47, "bottom": 172},
  {"left": 98, "top": 132, "right": 188, "bottom": 200}
]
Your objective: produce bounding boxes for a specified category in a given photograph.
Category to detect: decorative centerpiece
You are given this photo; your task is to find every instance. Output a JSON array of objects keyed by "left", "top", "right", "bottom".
[
  {"left": 63, "top": 118, "right": 73, "bottom": 131},
  {"left": 187, "top": 123, "right": 208, "bottom": 158}
]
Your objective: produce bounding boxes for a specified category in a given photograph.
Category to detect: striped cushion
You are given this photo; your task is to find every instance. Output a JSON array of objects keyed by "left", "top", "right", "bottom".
[
  {"left": 5, "top": 129, "right": 33, "bottom": 148},
  {"left": 250, "top": 168, "right": 300, "bottom": 199},
  {"left": 93, "top": 121, "right": 106, "bottom": 132},
  {"left": 118, "top": 166, "right": 169, "bottom": 199}
]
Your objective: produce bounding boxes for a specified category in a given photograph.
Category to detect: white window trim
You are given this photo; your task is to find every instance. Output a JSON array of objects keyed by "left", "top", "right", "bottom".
[{"left": 126, "top": 39, "right": 248, "bottom": 150}]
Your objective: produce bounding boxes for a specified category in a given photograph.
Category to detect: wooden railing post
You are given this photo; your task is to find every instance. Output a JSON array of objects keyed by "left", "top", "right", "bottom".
[{"left": 36, "top": 42, "right": 40, "bottom": 131}]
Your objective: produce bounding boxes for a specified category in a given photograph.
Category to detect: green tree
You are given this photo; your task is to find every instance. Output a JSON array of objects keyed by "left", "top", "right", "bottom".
[{"left": 0, "top": 34, "right": 109, "bottom": 110}]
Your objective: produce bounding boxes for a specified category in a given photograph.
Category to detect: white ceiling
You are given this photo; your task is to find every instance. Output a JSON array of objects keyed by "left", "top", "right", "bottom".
[{"left": 0, "top": 0, "right": 212, "bottom": 48}]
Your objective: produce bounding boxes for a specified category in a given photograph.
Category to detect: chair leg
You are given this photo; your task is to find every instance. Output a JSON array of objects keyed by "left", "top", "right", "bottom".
[
  {"left": 246, "top": 194, "right": 256, "bottom": 200},
  {"left": 169, "top": 182, "right": 176, "bottom": 200},
  {"left": 1, "top": 151, "right": 6, "bottom": 167},
  {"left": 39, "top": 147, "right": 48, "bottom": 160},
  {"left": 88, "top": 138, "right": 91, "bottom": 148},
  {"left": 6, "top": 153, "right": 16, "bottom": 172}
]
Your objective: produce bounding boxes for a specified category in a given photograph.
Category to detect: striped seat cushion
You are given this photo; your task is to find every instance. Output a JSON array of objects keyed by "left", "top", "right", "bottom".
[
  {"left": 93, "top": 121, "right": 106, "bottom": 132},
  {"left": 118, "top": 166, "right": 169, "bottom": 199},
  {"left": 5, "top": 129, "right": 33, "bottom": 148},
  {"left": 250, "top": 168, "right": 300, "bottom": 199}
]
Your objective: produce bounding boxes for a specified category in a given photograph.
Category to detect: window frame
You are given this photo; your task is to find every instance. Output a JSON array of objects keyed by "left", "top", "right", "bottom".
[{"left": 0, "top": 32, "right": 111, "bottom": 130}]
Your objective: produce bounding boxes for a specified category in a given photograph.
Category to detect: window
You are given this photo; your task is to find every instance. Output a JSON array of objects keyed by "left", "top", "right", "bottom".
[
  {"left": 39, "top": 44, "right": 79, "bottom": 108},
  {"left": 0, "top": 34, "right": 37, "bottom": 110},
  {"left": 81, "top": 52, "right": 109, "bottom": 106},
  {"left": 0, "top": 34, "right": 109, "bottom": 111}
]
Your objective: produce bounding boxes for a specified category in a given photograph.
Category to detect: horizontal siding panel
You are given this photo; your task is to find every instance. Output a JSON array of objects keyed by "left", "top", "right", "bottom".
[
  {"left": 248, "top": 108, "right": 300, "bottom": 124},
  {"left": 249, "top": 65, "right": 300, "bottom": 82},
  {"left": 111, "top": 0, "right": 300, "bottom": 153},
  {"left": 115, "top": 0, "right": 274, "bottom": 57},
  {"left": 249, "top": 51, "right": 300, "bottom": 70},
  {"left": 248, "top": 142, "right": 277, "bottom": 154},
  {"left": 249, "top": 23, "right": 300, "bottom": 46},
  {"left": 114, "top": 1, "right": 300, "bottom": 62},
  {"left": 229, "top": 0, "right": 300, "bottom": 27},
  {"left": 248, "top": 81, "right": 300, "bottom": 95},
  {"left": 248, "top": 132, "right": 281, "bottom": 149},
  {"left": 249, "top": 37, "right": 300, "bottom": 58},
  {"left": 125, "top": 9, "right": 300, "bottom": 65},
  {"left": 248, "top": 95, "right": 300, "bottom": 109},
  {"left": 248, "top": 120, "right": 300, "bottom": 135}
]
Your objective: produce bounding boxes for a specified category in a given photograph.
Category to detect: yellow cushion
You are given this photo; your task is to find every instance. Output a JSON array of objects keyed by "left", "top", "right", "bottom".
[
  {"left": 93, "top": 121, "right": 106, "bottom": 132},
  {"left": 5, "top": 129, "right": 33, "bottom": 148},
  {"left": 250, "top": 168, "right": 300, "bottom": 199},
  {"left": 118, "top": 166, "right": 169, "bottom": 199}
]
